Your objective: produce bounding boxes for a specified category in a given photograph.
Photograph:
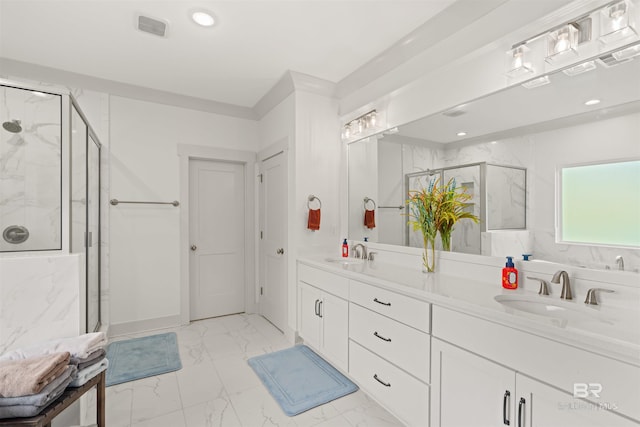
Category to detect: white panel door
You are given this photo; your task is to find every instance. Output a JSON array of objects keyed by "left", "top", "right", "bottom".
[
  {"left": 259, "top": 151, "right": 287, "bottom": 332},
  {"left": 516, "top": 374, "right": 638, "bottom": 427},
  {"left": 431, "top": 338, "right": 516, "bottom": 427},
  {"left": 189, "top": 159, "right": 245, "bottom": 321}
]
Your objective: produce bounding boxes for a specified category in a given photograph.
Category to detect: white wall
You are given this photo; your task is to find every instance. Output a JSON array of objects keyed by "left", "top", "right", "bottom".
[{"left": 109, "top": 96, "right": 258, "bottom": 331}]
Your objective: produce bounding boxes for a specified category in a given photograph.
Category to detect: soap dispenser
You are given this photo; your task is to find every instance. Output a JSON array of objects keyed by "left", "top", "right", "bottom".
[
  {"left": 502, "top": 256, "right": 518, "bottom": 289},
  {"left": 342, "top": 239, "right": 349, "bottom": 258}
]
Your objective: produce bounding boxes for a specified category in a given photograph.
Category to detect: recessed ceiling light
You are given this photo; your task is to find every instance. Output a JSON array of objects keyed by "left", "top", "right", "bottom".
[
  {"left": 457, "top": 132, "right": 467, "bottom": 137},
  {"left": 192, "top": 10, "right": 215, "bottom": 27},
  {"left": 585, "top": 99, "right": 601, "bottom": 106}
]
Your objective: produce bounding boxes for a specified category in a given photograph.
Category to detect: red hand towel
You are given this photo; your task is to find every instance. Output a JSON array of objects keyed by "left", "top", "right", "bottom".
[
  {"left": 364, "top": 209, "right": 376, "bottom": 229},
  {"left": 308, "top": 209, "right": 321, "bottom": 231}
]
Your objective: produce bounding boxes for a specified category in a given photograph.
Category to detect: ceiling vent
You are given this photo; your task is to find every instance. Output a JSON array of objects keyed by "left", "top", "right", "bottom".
[
  {"left": 137, "top": 14, "right": 168, "bottom": 38},
  {"left": 597, "top": 52, "right": 630, "bottom": 68}
]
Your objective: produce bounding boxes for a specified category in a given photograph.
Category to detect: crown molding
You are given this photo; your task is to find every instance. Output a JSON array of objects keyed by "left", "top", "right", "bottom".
[
  {"left": 253, "top": 70, "right": 336, "bottom": 119},
  {"left": 0, "top": 57, "right": 257, "bottom": 120}
]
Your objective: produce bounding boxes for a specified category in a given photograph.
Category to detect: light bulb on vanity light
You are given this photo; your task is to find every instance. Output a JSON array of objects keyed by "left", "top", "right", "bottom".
[
  {"left": 600, "top": 0, "right": 637, "bottom": 44},
  {"left": 506, "top": 45, "right": 534, "bottom": 77},
  {"left": 585, "top": 99, "right": 601, "bottom": 106},
  {"left": 546, "top": 24, "right": 578, "bottom": 63}
]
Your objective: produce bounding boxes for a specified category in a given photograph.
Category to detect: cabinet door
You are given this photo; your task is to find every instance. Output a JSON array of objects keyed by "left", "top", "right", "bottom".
[
  {"left": 298, "top": 282, "right": 321, "bottom": 350},
  {"left": 516, "top": 374, "right": 638, "bottom": 427},
  {"left": 320, "top": 292, "right": 348, "bottom": 372},
  {"left": 431, "top": 338, "right": 515, "bottom": 427}
]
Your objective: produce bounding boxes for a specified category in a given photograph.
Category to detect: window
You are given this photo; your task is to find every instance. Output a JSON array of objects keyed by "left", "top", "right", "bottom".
[{"left": 558, "top": 159, "right": 640, "bottom": 247}]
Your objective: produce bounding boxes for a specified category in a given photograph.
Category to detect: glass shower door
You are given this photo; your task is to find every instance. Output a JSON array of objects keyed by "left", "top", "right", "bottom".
[{"left": 87, "top": 134, "right": 100, "bottom": 332}]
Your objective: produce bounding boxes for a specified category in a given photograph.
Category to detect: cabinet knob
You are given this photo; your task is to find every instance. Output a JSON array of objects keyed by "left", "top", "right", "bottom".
[
  {"left": 276, "top": 248, "right": 285, "bottom": 255},
  {"left": 190, "top": 245, "right": 197, "bottom": 251}
]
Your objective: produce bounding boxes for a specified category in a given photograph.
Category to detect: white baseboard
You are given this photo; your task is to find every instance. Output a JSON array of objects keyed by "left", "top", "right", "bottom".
[{"left": 108, "top": 315, "right": 181, "bottom": 338}]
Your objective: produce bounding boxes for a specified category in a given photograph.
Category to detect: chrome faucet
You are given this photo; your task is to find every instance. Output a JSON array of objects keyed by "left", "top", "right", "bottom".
[
  {"left": 616, "top": 255, "right": 624, "bottom": 271},
  {"left": 352, "top": 243, "right": 368, "bottom": 260},
  {"left": 551, "top": 270, "right": 572, "bottom": 300}
]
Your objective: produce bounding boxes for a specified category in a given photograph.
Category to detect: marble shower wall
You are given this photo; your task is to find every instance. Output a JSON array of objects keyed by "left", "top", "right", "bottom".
[
  {"left": 0, "top": 254, "right": 82, "bottom": 354},
  {"left": 0, "top": 85, "right": 62, "bottom": 252}
]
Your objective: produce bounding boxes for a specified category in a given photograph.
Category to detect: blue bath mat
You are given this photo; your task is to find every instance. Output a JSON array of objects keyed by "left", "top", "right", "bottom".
[
  {"left": 248, "top": 345, "right": 358, "bottom": 416},
  {"left": 106, "top": 332, "right": 182, "bottom": 386}
]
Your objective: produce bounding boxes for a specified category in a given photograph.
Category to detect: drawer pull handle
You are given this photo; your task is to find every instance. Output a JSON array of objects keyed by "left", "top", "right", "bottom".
[
  {"left": 373, "top": 374, "right": 391, "bottom": 387},
  {"left": 518, "top": 397, "right": 525, "bottom": 427},
  {"left": 318, "top": 300, "right": 323, "bottom": 318},
  {"left": 503, "top": 390, "right": 510, "bottom": 425},
  {"left": 373, "top": 331, "right": 391, "bottom": 342},
  {"left": 373, "top": 298, "right": 391, "bottom": 306}
]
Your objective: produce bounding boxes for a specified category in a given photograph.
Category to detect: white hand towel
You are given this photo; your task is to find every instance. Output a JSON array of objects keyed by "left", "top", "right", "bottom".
[
  {"left": 0, "top": 332, "right": 107, "bottom": 362},
  {"left": 68, "top": 359, "right": 108, "bottom": 388}
]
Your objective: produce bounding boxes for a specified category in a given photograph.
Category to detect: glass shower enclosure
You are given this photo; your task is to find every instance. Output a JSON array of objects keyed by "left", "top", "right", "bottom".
[
  {"left": 405, "top": 162, "right": 526, "bottom": 254},
  {"left": 0, "top": 81, "right": 101, "bottom": 332}
]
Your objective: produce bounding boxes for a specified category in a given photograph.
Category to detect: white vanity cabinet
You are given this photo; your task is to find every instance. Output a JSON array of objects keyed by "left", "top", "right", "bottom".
[
  {"left": 297, "top": 264, "right": 349, "bottom": 372},
  {"left": 348, "top": 279, "right": 431, "bottom": 426},
  {"left": 431, "top": 306, "right": 640, "bottom": 427}
]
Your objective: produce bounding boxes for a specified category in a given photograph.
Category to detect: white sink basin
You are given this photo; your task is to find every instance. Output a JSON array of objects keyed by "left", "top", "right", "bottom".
[
  {"left": 325, "top": 257, "right": 365, "bottom": 265},
  {"left": 494, "top": 294, "right": 609, "bottom": 324}
]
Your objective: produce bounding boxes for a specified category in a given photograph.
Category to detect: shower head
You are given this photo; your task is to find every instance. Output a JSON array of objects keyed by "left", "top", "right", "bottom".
[{"left": 2, "top": 119, "right": 22, "bottom": 133}]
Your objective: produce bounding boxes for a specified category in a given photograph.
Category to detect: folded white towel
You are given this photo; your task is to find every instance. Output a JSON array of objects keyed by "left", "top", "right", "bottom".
[
  {"left": 68, "top": 359, "right": 108, "bottom": 388},
  {"left": 0, "top": 333, "right": 107, "bottom": 362}
]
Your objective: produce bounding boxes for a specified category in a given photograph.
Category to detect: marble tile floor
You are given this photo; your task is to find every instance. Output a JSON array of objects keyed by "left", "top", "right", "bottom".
[{"left": 104, "top": 313, "right": 404, "bottom": 427}]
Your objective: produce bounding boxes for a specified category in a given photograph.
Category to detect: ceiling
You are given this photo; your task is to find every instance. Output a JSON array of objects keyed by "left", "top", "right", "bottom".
[{"left": 0, "top": 0, "right": 460, "bottom": 108}]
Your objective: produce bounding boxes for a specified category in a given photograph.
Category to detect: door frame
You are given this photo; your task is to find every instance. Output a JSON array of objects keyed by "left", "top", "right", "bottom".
[{"left": 178, "top": 144, "right": 256, "bottom": 325}]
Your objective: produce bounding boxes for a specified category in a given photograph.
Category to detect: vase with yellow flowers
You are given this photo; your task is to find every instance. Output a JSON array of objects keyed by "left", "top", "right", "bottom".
[{"left": 408, "top": 177, "right": 479, "bottom": 272}]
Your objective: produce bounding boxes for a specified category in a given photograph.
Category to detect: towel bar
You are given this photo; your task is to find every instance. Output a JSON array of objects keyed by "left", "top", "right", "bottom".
[{"left": 110, "top": 199, "right": 179, "bottom": 207}]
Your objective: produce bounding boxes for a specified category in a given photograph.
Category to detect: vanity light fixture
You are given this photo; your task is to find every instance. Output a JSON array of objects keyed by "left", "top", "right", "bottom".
[
  {"left": 506, "top": 45, "right": 534, "bottom": 77},
  {"left": 191, "top": 10, "right": 215, "bottom": 27},
  {"left": 562, "top": 60, "right": 597, "bottom": 76},
  {"left": 585, "top": 99, "right": 601, "bottom": 106},
  {"left": 599, "top": 0, "right": 637, "bottom": 44},
  {"left": 521, "top": 75, "right": 551, "bottom": 89},
  {"left": 546, "top": 24, "right": 579, "bottom": 64},
  {"left": 342, "top": 110, "right": 377, "bottom": 141}
]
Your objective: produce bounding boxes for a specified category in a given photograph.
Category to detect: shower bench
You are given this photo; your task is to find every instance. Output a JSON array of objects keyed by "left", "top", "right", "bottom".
[{"left": 0, "top": 371, "right": 105, "bottom": 427}]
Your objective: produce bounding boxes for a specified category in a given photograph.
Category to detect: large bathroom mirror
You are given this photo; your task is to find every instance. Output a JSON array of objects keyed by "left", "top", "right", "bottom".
[
  {"left": 348, "top": 43, "right": 640, "bottom": 270},
  {"left": 0, "top": 85, "right": 62, "bottom": 252}
]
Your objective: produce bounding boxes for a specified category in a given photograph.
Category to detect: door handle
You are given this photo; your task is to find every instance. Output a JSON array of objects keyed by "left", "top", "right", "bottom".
[
  {"left": 191, "top": 245, "right": 197, "bottom": 251},
  {"left": 503, "top": 390, "right": 510, "bottom": 425},
  {"left": 276, "top": 248, "right": 284, "bottom": 255},
  {"left": 518, "top": 397, "right": 525, "bottom": 427},
  {"left": 318, "top": 300, "right": 323, "bottom": 318},
  {"left": 314, "top": 299, "right": 319, "bottom": 316}
]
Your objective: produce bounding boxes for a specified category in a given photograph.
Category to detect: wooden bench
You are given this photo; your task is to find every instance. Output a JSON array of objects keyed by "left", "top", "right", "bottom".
[{"left": 0, "top": 371, "right": 105, "bottom": 427}]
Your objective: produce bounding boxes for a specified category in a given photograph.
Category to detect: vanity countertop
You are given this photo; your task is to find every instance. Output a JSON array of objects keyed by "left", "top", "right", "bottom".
[{"left": 298, "top": 255, "right": 640, "bottom": 366}]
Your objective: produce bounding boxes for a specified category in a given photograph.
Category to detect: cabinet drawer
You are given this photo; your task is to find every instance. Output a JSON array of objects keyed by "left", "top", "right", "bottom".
[
  {"left": 298, "top": 264, "right": 349, "bottom": 299},
  {"left": 350, "top": 280, "right": 430, "bottom": 332},
  {"left": 349, "top": 303, "right": 430, "bottom": 383},
  {"left": 349, "top": 341, "right": 430, "bottom": 427}
]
